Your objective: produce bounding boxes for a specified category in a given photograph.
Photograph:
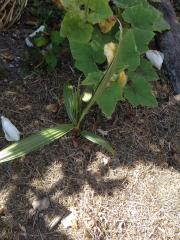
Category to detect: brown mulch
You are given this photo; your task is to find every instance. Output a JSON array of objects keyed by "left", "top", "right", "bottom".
[{"left": 0, "top": 6, "right": 180, "bottom": 239}]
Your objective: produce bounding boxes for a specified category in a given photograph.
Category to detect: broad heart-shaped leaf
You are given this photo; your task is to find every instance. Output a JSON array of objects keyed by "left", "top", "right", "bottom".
[
  {"left": 132, "top": 28, "right": 155, "bottom": 53},
  {"left": 90, "top": 27, "right": 116, "bottom": 64},
  {"left": 60, "top": 12, "right": 93, "bottom": 43},
  {"left": 122, "top": 3, "right": 169, "bottom": 32},
  {"left": 112, "top": 0, "right": 146, "bottom": 8},
  {"left": 0, "top": 124, "right": 74, "bottom": 163},
  {"left": 117, "top": 29, "right": 140, "bottom": 72},
  {"left": 77, "top": 29, "right": 132, "bottom": 125},
  {"left": 135, "top": 58, "right": 159, "bottom": 82},
  {"left": 81, "top": 130, "right": 115, "bottom": 155},
  {"left": 124, "top": 75, "right": 158, "bottom": 107},
  {"left": 88, "top": 0, "right": 113, "bottom": 24},
  {"left": 70, "top": 41, "right": 98, "bottom": 76},
  {"left": 153, "top": 13, "right": 170, "bottom": 32},
  {"left": 97, "top": 81, "right": 123, "bottom": 117}
]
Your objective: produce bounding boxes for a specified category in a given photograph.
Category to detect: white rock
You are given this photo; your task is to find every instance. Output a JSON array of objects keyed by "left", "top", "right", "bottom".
[
  {"left": 174, "top": 94, "right": 180, "bottom": 102},
  {"left": 25, "top": 37, "right": 34, "bottom": 48},
  {"left": 97, "top": 128, "right": 108, "bottom": 136},
  {"left": 1, "top": 116, "right": 20, "bottom": 141},
  {"left": 32, "top": 197, "right": 50, "bottom": 211},
  {"left": 146, "top": 50, "right": 164, "bottom": 70},
  {"left": 61, "top": 211, "right": 77, "bottom": 229},
  {"left": 25, "top": 25, "right": 45, "bottom": 48}
]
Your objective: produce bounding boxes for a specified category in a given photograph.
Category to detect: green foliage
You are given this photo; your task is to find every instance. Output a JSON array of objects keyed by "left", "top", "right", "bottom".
[
  {"left": 81, "top": 131, "right": 115, "bottom": 155},
  {"left": 59, "top": 0, "right": 168, "bottom": 117},
  {"left": 97, "top": 81, "right": 123, "bottom": 117},
  {"left": 124, "top": 75, "right": 158, "bottom": 107},
  {"left": 122, "top": 3, "right": 169, "bottom": 32},
  {"left": 87, "top": 0, "right": 113, "bottom": 24},
  {"left": 0, "top": 124, "right": 74, "bottom": 163},
  {"left": 0, "top": 0, "right": 170, "bottom": 163},
  {"left": 60, "top": 12, "right": 93, "bottom": 43},
  {"left": 24, "top": 27, "right": 64, "bottom": 71},
  {"left": 70, "top": 41, "right": 99, "bottom": 75},
  {"left": 23, "top": 0, "right": 64, "bottom": 71},
  {"left": 64, "top": 84, "right": 82, "bottom": 125}
]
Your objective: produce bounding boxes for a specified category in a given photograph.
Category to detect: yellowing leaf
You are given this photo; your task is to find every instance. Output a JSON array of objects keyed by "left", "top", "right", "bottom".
[
  {"left": 118, "top": 71, "right": 127, "bottom": 87},
  {"left": 99, "top": 16, "right": 116, "bottom": 33},
  {"left": 104, "top": 42, "right": 116, "bottom": 65}
]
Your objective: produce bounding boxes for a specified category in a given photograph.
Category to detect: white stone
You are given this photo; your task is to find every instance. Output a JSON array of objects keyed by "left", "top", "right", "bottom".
[
  {"left": 1, "top": 116, "right": 20, "bottom": 141},
  {"left": 146, "top": 50, "right": 164, "bottom": 70},
  {"left": 61, "top": 211, "right": 77, "bottom": 229}
]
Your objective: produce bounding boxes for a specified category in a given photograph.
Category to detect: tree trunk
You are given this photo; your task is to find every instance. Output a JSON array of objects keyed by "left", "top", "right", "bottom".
[{"left": 152, "top": 0, "right": 180, "bottom": 93}]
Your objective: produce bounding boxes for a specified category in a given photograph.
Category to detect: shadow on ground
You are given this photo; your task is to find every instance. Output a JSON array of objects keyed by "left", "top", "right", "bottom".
[{"left": 0, "top": 25, "right": 180, "bottom": 240}]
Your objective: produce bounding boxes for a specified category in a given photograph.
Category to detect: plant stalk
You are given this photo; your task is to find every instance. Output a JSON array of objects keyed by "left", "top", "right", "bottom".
[{"left": 77, "top": 27, "right": 123, "bottom": 128}]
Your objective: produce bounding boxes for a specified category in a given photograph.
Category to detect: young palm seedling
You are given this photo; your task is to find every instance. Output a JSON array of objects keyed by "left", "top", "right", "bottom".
[{"left": 0, "top": 0, "right": 170, "bottom": 163}]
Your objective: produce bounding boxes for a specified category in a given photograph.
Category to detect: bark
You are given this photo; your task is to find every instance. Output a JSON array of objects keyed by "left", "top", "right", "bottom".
[{"left": 152, "top": 0, "right": 180, "bottom": 93}]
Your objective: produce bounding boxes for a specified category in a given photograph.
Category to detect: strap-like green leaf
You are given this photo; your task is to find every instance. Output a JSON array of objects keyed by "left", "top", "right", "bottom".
[
  {"left": 81, "top": 130, "right": 115, "bottom": 155},
  {"left": 64, "top": 84, "right": 82, "bottom": 124},
  {"left": 0, "top": 124, "right": 74, "bottom": 163}
]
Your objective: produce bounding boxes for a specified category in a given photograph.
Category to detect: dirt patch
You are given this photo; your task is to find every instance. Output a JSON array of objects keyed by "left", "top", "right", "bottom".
[{"left": 0, "top": 13, "right": 180, "bottom": 240}]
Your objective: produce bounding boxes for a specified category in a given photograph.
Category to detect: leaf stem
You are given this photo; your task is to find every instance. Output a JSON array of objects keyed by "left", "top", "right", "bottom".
[{"left": 76, "top": 23, "right": 123, "bottom": 128}]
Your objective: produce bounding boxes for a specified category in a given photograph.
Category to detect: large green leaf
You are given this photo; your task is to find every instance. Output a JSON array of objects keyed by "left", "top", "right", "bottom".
[
  {"left": 117, "top": 29, "right": 140, "bottom": 71},
  {"left": 90, "top": 28, "right": 115, "bottom": 64},
  {"left": 81, "top": 130, "right": 115, "bottom": 155},
  {"left": 97, "top": 81, "right": 123, "bottom": 117},
  {"left": 135, "top": 58, "right": 159, "bottom": 82},
  {"left": 70, "top": 41, "right": 98, "bottom": 76},
  {"left": 77, "top": 29, "right": 127, "bottom": 125},
  {"left": 152, "top": 13, "right": 170, "bottom": 32},
  {"left": 124, "top": 75, "right": 158, "bottom": 107},
  {"left": 88, "top": 0, "right": 113, "bottom": 24},
  {"left": 122, "top": 3, "right": 169, "bottom": 32},
  {"left": 82, "top": 71, "right": 104, "bottom": 87},
  {"left": 60, "top": 12, "right": 93, "bottom": 43},
  {"left": 132, "top": 28, "right": 155, "bottom": 53},
  {"left": 112, "top": 0, "right": 146, "bottom": 8},
  {"left": 0, "top": 124, "right": 74, "bottom": 163}
]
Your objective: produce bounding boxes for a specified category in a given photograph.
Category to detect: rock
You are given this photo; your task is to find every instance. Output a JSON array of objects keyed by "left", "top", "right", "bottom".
[
  {"left": 46, "top": 104, "right": 59, "bottom": 113},
  {"left": 146, "top": 50, "right": 164, "bottom": 70},
  {"left": 97, "top": 129, "right": 109, "bottom": 136},
  {"left": 61, "top": 210, "right": 77, "bottom": 229},
  {"left": 32, "top": 197, "right": 50, "bottom": 212},
  {"left": 1, "top": 116, "right": 21, "bottom": 142},
  {"left": 174, "top": 94, "right": 180, "bottom": 102}
]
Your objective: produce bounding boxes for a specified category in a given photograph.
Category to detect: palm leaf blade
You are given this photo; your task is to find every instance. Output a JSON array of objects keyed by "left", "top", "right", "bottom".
[
  {"left": 81, "top": 130, "right": 115, "bottom": 155},
  {"left": 0, "top": 124, "right": 74, "bottom": 163}
]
